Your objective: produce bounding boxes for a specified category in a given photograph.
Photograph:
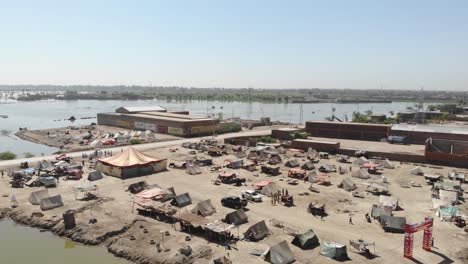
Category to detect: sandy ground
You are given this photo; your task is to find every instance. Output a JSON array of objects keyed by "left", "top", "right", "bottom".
[
  {"left": 1, "top": 141, "right": 468, "bottom": 263},
  {"left": 15, "top": 125, "right": 180, "bottom": 153}
]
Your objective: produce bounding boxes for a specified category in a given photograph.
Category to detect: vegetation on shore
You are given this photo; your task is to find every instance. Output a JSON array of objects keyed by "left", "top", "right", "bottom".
[{"left": 0, "top": 151, "right": 16, "bottom": 160}]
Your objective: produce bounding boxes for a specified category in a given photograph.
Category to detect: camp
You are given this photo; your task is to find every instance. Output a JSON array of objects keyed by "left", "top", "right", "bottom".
[
  {"left": 95, "top": 147, "right": 167, "bottom": 179},
  {"left": 379, "top": 215, "right": 406, "bottom": 233},
  {"left": 259, "top": 182, "right": 280, "bottom": 197},
  {"left": 353, "top": 156, "right": 369, "bottom": 165},
  {"left": 87, "top": 170, "right": 103, "bottom": 181},
  {"left": 40, "top": 194, "right": 64, "bottom": 211},
  {"left": 291, "top": 229, "right": 320, "bottom": 250},
  {"left": 320, "top": 242, "right": 348, "bottom": 261},
  {"left": 191, "top": 199, "right": 216, "bottom": 216},
  {"left": 171, "top": 193, "right": 192, "bottom": 207},
  {"left": 352, "top": 168, "right": 371, "bottom": 179},
  {"left": 301, "top": 162, "right": 315, "bottom": 171},
  {"left": 285, "top": 160, "right": 300, "bottom": 168},
  {"left": 410, "top": 166, "right": 424, "bottom": 176},
  {"left": 186, "top": 164, "right": 202, "bottom": 175},
  {"left": 264, "top": 240, "right": 296, "bottom": 264},
  {"left": 338, "top": 178, "right": 357, "bottom": 191},
  {"left": 382, "top": 159, "right": 395, "bottom": 169},
  {"left": 223, "top": 209, "right": 248, "bottom": 226},
  {"left": 244, "top": 220, "right": 269, "bottom": 241},
  {"left": 29, "top": 189, "right": 49, "bottom": 205}
]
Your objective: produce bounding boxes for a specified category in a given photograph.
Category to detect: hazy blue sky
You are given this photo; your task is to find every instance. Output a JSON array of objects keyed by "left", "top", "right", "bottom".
[{"left": 0, "top": 0, "right": 467, "bottom": 90}]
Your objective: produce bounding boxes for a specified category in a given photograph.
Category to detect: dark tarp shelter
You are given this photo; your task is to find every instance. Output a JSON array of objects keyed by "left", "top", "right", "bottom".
[
  {"left": 265, "top": 240, "right": 296, "bottom": 264},
  {"left": 88, "top": 170, "right": 103, "bottom": 181},
  {"left": 371, "top": 206, "right": 392, "bottom": 219},
  {"left": 301, "top": 162, "right": 315, "bottom": 171},
  {"left": 244, "top": 220, "right": 269, "bottom": 241},
  {"left": 285, "top": 160, "right": 300, "bottom": 168},
  {"left": 191, "top": 199, "right": 216, "bottom": 216},
  {"left": 40, "top": 195, "right": 64, "bottom": 211},
  {"left": 320, "top": 242, "right": 348, "bottom": 261},
  {"left": 380, "top": 215, "right": 406, "bottom": 233},
  {"left": 29, "top": 189, "right": 49, "bottom": 205},
  {"left": 128, "top": 181, "right": 148, "bottom": 194},
  {"left": 171, "top": 193, "right": 192, "bottom": 207},
  {"left": 224, "top": 209, "right": 248, "bottom": 226},
  {"left": 291, "top": 229, "right": 320, "bottom": 250}
]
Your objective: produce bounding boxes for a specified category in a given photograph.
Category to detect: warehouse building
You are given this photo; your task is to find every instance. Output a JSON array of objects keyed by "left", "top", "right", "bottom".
[
  {"left": 391, "top": 124, "right": 468, "bottom": 144},
  {"left": 98, "top": 106, "right": 222, "bottom": 137},
  {"left": 425, "top": 137, "right": 468, "bottom": 167},
  {"left": 305, "top": 121, "right": 391, "bottom": 141}
]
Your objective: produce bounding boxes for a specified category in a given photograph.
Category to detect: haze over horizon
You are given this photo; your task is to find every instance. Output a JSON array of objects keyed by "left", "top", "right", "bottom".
[{"left": 1, "top": 0, "right": 467, "bottom": 91}]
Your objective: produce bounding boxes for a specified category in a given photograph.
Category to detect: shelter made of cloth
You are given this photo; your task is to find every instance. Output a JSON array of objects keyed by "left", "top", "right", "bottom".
[
  {"left": 191, "top": 199, "right": 216, "bottom": 216},
  {"left": 292, "top": 229, "right": 319, "bottom": 249},
  {"left": 264, "top": 240, "right": 295, "bottom": 264},
  {"left": 244, "top": 220, "right": 269, "bottom": 241}
]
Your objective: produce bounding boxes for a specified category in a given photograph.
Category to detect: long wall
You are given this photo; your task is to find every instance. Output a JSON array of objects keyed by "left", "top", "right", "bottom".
[{"left": 305, "top": 121, "right": 391, "bottom": 141}]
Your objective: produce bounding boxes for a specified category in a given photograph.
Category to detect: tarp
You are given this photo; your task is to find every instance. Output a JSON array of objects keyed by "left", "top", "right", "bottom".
[
  {"left": 437, "top": 206, "right": 459, "bottom": 221},
  {"left": 224, "top": 209, "right": 248, "bottom": 225},
  {"left": 382, "top": 159, "right": 395, "bottom": 169},
  {"left": 320, "top": 242, "right": 348, "bottom": 260},
  {"left": 88, "top": 170, "right": 103, "bottom": 181},
  {"left": 228, "top": 159, "right": 243, "bottom": 169},
  {"left": 259, "top": 183, "right": 280, "bottom": 197},
  {"left": 244, "top": 220, "right": 269, "bottom": 241},
  {"left": 97, "top": 147, "right": 165, "bottom": 167},
  {"left": 432, "top": 198, "right": 450, "bottom": 210},
  {"left": 171, "top": 193, "right": 192, "bottom": 207},
  {"left": 380, "top": 215, "right": 406, "bottom": 233},
  {"left": 29, "top": 189, "right": 49, "bottom": 205},
  {"left": 269, "top": 155, "right": 282, "bottom": 165},
  {"left": 353, "top": 157, "right": 369, "bottom": 165},
  {"left": 181, "top": 142, "right": 191, "bottom": 148},
  {"left": 90, "top": 139, "right": 103, "bottom": 148},
  {"left": 128, "top": 181, "right": 148, "bottom": 194},
  {"left": 371, "top": 206, "right": 392, "bottom": 219},
  {"left": 277, "top": 146, "right": 287, "bottom": 154},
  {"left": 410, "top": 166, "right": 424, "bottom": 175},
  {"left": 40, "top": 195, "right": 64, "bottom": 211},
  {"left": 439, "top": 190, "right": 458, "bottom": 204},
  {"left": 366, "top": 183, "right": 389, "bottom": 194},
  {"left": 186, "top": 164, "right": 202, "bottom": 175},
  {"left": 352, "top": 168, "right": 371, "bottom": 179},
  {"left": 301, "top": 162, "right": 315, "bottom": 170},
  {"left": 306, "top": 171, "right": 330, "bottom": 184},
  {"left": 265, "top": 240, "right": 296, "bottom": 264},
  {"left": 285, "top": 160, "right": 300, "bottom": 168},
  {"left": 379, "top": 196, "right": 398, "bottom": 210},
  {"left": 292, "top": 229, "right": 319, "bottom": 249},
  {"left": 338, "top": 178, "right": 357, "bottom": 191},
  {"left": 191, "top": 199, "right": 216, "bottom": 216}
]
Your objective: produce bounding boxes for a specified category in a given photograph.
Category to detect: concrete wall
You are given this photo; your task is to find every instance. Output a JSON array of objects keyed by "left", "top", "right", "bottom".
[
  {"left": 305, "top": 121, "right": 390, "bottom": 141},
  {"left": 290, "top": 139, "right": 340, "bottom": 153}
]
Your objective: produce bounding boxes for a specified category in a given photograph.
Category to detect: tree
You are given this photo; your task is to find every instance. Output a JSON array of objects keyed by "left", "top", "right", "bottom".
[{"left": 0, "top": 151, "right": 16, "bottom": 160}]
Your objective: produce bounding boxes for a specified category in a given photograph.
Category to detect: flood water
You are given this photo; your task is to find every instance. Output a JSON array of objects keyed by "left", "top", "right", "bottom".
[
  {"left": 0, "top": 99, "right": 421, "bottom": 158},
  {"left": 0, "top": 220, "right": 129, "bottom": 264}
]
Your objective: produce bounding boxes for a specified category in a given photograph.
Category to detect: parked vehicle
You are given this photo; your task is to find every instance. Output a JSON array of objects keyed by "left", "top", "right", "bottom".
[
  {"left": 221, "top": 196, "right": 248, "bottom": 209},
  {"left": 241, "top": 190, "right": 262, "bottom": 202}
]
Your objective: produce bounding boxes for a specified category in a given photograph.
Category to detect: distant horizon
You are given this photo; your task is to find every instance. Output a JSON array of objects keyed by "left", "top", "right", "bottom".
[{"left": 1, "top": 1, "right": 467, "bottom": 90}]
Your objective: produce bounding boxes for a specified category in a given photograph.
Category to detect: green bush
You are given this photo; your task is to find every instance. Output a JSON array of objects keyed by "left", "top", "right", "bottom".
[
  {"left": 24, "top": 152, "right": 35, "bottom": 158},
  {"left": 257, "top": 136, "right": 277, "bottom": 143},
  {"left": 0, "top": 151, "right": 16, "bottom": 160},
  {"left": 129, "top": 138, "right": 142, "bottom": 145}
]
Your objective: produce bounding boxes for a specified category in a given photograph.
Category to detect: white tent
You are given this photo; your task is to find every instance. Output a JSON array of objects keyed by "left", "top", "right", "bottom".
[
  {"left": 382, "top": 159, "right": 395, "bottom": 169},
  {"left": 145, "top": 130, "right": 156, "bottom": 141},
  {"left": 90, "top": 139, "right": 103, "bottom": 148},
  {"left": 379, "top": 195, "right": 398, "bottom": 210},
  {"left": 410, "top": 166, "right": 424, "bottom": 175},
  {"left": 353, "top": 157, "right": 368, "bottom": 165},
  {"left": 439, "top": 190, "right": 458, "bottom": 204},
  {"left": 352, "top": 168, "right": 370, "bottom": 179}
]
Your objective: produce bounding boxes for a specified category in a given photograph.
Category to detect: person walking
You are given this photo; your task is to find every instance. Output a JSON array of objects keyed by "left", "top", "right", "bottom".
[{"left": 349, "top": 216, "right": 353, "bottom": 225}]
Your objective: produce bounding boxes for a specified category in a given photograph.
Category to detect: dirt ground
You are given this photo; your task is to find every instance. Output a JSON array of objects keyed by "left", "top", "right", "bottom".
[
  {"left": 1, "top": 142, "right": 468, "bottom": 264},
  {"left": 15, "top": 125, "right": 181, "bottom": 153}
]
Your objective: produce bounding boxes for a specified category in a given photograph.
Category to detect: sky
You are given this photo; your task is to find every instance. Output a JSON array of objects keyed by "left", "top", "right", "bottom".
[{"left": 0, "top": 0, "right": 467, "bottom": 90}]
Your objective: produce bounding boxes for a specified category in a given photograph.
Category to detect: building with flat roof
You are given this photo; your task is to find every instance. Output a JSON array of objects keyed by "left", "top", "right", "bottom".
[{"left": 98, "top": 106, "right": 221, "bottom": 137}]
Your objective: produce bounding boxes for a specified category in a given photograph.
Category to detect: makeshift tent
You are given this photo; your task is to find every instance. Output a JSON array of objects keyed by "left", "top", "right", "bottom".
[
  {"left": 320, "top": 242, "right": 348, "bottom": 261},
  {"left": 96, "top": 147, "right": 167, "bottom": 179},
  {"left": 128, "top": 181, "right": 148, "bottom": 194},
  {"left": 410, "top": 166, "right": 424, "bottom": 175},
  {"left": 353, "top": 157, "right": 369, "bottom": 165},
  {"left": 292, "top": 229, "right": 320, "bottom": 249},
  {"left": 437, "top": 206, "right": 459, "bottom": 221},
  {"left": 338, "top": 178, "right": 357, "bottom": 191},
  {"left": 366, "top": 183, "right": 389, "bottom": 194},
  {"left": 224, "top": 209, "right": 248, "bottom": 225},
  {"left": 382, "top": 159, "right": 395, "bottom": 169},
  {"left": 318, "top": 164, "right": 336, "bottom": 173},
  {"left": 277, "top": 146, "right": 287, "bottom": 154},
  {"left": 301, "top": 162, "right": 315, "bottom": 171},
  {"left": 88, "top": 170, "right": 103, "bottom": 181},
  {"left": 439, "top": 190, "right": 458, "bottom": 204},
  {"left": 247, "top": 152, "right": 258, "bottom": 160},
  {"left": 186, "top": 164, "right": 202, "bottom": 175},
  {"left": 213, "top": 256, "right": 232, "bottom": 264},
  {"left": 90, "top": 139, "right": 103, "bottom": 148},
  {"left": 29, "top": 189, "right": 49, "bottom": 205},
  {"left": 432, "top": 198, "right": 450, "bottom": 210},
  {"left": 40, "top": 195, "right": 64, "bottom": 211},
  {"left": 379, "top": 196, "right": 399, "bottom": 210},
  {"left": 171, "top": 193, "right": 192, "bottom": 207},
  {"left": 352, "top": 168, "right": 371, "bottom": 179},
  {"left": 144, "top": 130, "right": 156, "bottom": 141},
  {"left": 236, "top": 151, "right": 247, "bottom": 159},
  {"left": 285, "top": 160, "right": 300, "bottom": 168},
  {"left": 264, "top": 240, "right": 296, "bottom": 264},
  {"left": 306, "top": 171, "right": 330, "bottom": 185},
  {"left": 227, "top": 159, "right": 243, "bottom": 169},
  {"left": 182, "top": 142, "right": 191, "bottom": 148},
  {"left": 371, "top": 206, "right": 392, "bottom": 219},
  {"left": 191, "top": 199, "right": 216, "bottom": 216},
  {"left": 380, "top": 215, "right": 406, "bottom": 233},
  {"left": 259, "top": 183, "right": 280, "bottom": 197},
  {"left": 269, "top": 155, "right": 283, "bottom": 165},
  {"left": 244, "top": 220, "right": 269, "bottom": 241}
]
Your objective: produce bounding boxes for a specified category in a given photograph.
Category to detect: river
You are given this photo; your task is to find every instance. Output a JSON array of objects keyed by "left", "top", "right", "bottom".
[
  {"left": 0, "top": 219, "right": 129, "bottom": 264},
  {"left": 0, "top": 99, "right": 420, "bottom": 158}
]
